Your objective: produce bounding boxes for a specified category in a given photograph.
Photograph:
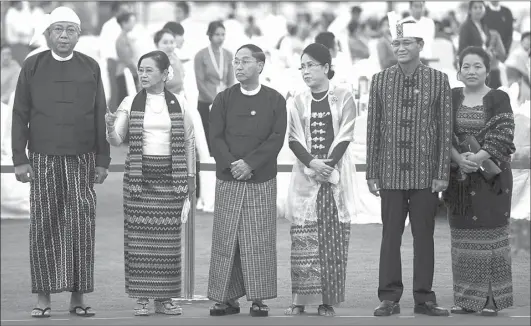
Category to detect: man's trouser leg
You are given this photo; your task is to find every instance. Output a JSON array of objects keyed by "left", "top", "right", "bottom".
[
  {"left": 408, "top": 188, "right": 438, "bottom": 304},
  {"left": 378, "top": 190, "right": 408, "bottom": 302}
]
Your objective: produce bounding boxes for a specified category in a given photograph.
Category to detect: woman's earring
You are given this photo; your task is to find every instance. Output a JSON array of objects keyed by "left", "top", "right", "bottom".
[{"left": 456, "top": 72, "right": 461, "bottom": 81}]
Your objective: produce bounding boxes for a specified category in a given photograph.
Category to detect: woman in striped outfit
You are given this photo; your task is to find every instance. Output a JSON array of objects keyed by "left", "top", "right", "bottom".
[
  {"left": 444, "top": 46, "right": 515, "bottom": 317},
  {"left": 106, "top": 50, "right": 196, "bottom": 316}
]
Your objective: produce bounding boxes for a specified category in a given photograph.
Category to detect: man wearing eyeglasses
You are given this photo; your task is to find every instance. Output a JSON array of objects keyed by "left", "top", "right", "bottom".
[
  {"left": 207, "top": 44, "right": 287, "bottom": 317},
  {"left": 366, "top": 13, "right": 452, "bottom": 317},
  {"left": 11, "top": 6, "right": 110, "bottom": 318}
]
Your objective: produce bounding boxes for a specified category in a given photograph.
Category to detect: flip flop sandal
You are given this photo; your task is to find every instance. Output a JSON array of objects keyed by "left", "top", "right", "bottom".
[
  {"left": 318, "top": 304, "right": 336, "bottom": 317},
  {"left": 284, "top": 305, "right": 305, "bottom": 315},
  {"left": 480, "top": 308, "right": 498, "bottom": 317},
  {"left": 69, "top": 306, "right": 95, "bottom": 317},
  {"left": 31, "top": 307, "right": 51, "bottom": 318},
  {"left": 250, "top": 302, "right": 269, "bottom": 317},
  {"left": 154, "top": 300, "right": 182, "bottom": 315},
  {"left": 209, "top": 303, "right": 240, "bottom": 316},
  {"left": 134, "top": 300, "right": 150, "bottom": 316}
]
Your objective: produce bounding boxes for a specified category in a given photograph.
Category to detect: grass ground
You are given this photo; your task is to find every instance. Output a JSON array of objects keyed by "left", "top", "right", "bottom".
[{"left": 1, "top": 146, "right": 529, "bottom": 325}]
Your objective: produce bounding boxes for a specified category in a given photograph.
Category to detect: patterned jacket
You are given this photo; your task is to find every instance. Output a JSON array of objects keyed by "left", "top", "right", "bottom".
[{"left": 366, "top": 64, "right": 452, "bottom": 190}]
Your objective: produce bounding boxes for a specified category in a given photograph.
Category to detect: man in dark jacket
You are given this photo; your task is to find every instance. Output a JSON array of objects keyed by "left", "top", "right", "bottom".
[
  {"left": 12, "top": 6, "right": 110, "bottom": 318},
  {"left": 484, "top": 1, "right": 514, "bottom": 54}
]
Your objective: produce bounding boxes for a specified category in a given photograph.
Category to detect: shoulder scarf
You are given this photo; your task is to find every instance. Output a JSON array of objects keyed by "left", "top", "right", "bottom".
[
  {"left": 128, "top": 88, "right": 188, "bottom": 200},
  {"left": 451, "top": 88, "right": 516, "bottom": 163},
  {"left": 286, "top": 83, "right": 363, "bottom": 225}
]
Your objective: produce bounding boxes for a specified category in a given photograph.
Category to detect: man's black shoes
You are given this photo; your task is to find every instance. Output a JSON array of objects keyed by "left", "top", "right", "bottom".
[
  {"left": 374, "top": 300, "right": 400, "bottom": 316},
  {"left": 414, "top": 301, "right": 450, "bottom": 316}
]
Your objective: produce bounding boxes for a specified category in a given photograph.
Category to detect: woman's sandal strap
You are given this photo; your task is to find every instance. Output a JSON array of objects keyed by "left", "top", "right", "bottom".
[
  {"left": 31, "top": 307, "right": 51, "bottom": 317},
  {"left": 285, "top": 305, "right": 304, "bottom": 314},
  {"left": 70, "top": 306, "right": 95, "bottom": 316}
]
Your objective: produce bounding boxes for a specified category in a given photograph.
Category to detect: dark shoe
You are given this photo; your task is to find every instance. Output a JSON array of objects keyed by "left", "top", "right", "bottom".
[
  {"left": 374, "top": 300, "right": 400, "bottom": 316},
  {"left": 451, "top": 306, "right": 475, "bottom": 314},
  {"left": 414, "top": 301, "right": 449, "bottom": 316},
  {"left": 250, "top": 302, "right": 269, "bottom": 317},
  {"left": 209, "top": 302, "right": 240, "bottom": 316}
]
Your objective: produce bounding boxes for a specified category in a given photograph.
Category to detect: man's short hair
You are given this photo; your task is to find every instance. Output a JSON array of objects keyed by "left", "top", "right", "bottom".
[
  {"left": 175, "top": 2, "right": 190, "bottom": 16},
  {"left": 236, "top": 44, "right": 266, "bottom": 73},
  {"left": 116, "top": 12, "right": 134, "bottom": 27},
  {"left": 236, "top": 44, "right": 266, "bottom": 63},
  {"left": 163, "top": 22, "right": 184, "bottom": 36},
  {"left": 315, "top": 32, "right": 336, "bottom": 50},
  {"left": 351, "top": 6, "right": 362, "bottom": 15}
]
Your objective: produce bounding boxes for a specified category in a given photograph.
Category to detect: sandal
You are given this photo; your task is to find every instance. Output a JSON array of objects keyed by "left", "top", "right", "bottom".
[
  {"left": 134, "top": 299, "right": 150, "bottom": 317},
  {"left": 69, "top": 306, "right": 95, "bottom": 317},
  {"left": 154, "top": 300, "right": 182, "bottom": 315},
  {"left": 250, "top": 302, "right": 269, "bottom": 317},
  {"left": 318, "top": 304, "right": 336, "bottom": 317},
  {"left": 451, "top": 306, "right": 475, "bottom": 314},
  {"left": 31, "top": 307, "right": 51, "bottom": 318},
  {"left": 209, "top": 302, "right": 240, "bottom": 316},
  {"left": 480, "top": 308, "right": 498, "bottom": 317},
  {"left": 284, "top": 305, "right": 305, "bottom": 315}
]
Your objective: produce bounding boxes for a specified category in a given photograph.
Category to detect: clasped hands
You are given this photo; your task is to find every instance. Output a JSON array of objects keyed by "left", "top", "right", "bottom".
[
  {"left": 309, "top": 159, "right": 334, "bottom": 182},
  {"left": 231, "top": 160, "right": 253, "bottom": 181},
  {"left": 457, "top": 151, "right": 481, "bottom": 173}
]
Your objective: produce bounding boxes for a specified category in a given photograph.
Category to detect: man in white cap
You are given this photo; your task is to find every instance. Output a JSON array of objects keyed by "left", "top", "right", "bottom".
[
  {"left": 11, "top": 6, "right": 110, "bottom": 318},
  {"left": 366, "top": 12, "right": 452, "bottom": 317}
]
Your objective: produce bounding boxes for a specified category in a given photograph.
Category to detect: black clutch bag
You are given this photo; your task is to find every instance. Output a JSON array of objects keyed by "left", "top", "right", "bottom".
[{"left": 459, "top": 135, "right": 502, "bottom": 181}]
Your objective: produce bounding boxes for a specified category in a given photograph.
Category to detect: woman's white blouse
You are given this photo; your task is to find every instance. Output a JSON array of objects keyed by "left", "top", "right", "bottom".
[{"left": 107, "top": 92, "right": 196, "bottom": 174}]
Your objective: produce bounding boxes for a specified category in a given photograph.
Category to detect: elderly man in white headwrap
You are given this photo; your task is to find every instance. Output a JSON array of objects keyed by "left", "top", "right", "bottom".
[
  {"left": 366, "top": 12, "right": 452, "bottom": 317},
  {"left": 11, "top": 6, "right": 110, "bottom": 318}
]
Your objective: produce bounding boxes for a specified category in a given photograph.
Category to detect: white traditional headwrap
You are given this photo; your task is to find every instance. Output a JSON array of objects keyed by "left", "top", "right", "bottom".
[
  {"left": 387, "top": 11, "right": 423, "bottom": 40},
  {"left": 30, "top": 6, "right": 81, "bottom": 46}
]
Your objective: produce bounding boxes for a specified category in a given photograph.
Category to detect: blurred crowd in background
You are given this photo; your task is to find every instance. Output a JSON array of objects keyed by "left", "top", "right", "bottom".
[{"left": 1, "top": 1, "right": 530, "bottom": 112}]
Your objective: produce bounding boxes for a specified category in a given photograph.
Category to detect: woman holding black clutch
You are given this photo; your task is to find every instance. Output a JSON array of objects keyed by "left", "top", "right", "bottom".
[{"left": 444, "top": 46, "right": 516, "bottom": 317}]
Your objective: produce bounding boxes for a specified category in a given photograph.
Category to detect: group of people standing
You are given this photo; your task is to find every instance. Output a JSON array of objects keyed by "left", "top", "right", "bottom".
[{"left": 10, "top": 5, "right": 516, "bottom": 320}]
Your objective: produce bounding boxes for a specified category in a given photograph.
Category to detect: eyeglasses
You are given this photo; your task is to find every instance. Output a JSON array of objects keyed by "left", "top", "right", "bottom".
[
  {"left": 51, "top": 27, "right": 78, "bottom": 36},
  {"left": 298, "top": 62, "right": 322, "bottom": 71},
  {"left": 232, "top": 59, "right": 257, "bottom": 67}
]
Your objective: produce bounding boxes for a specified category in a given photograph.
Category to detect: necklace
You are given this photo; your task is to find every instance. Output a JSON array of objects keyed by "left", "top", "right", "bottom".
[
  {"left": 147, "top": 92, "right": 165, "bottom": 114},
  {"left": 311, "top": 91, "right": 329, "bottom": 102}
]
